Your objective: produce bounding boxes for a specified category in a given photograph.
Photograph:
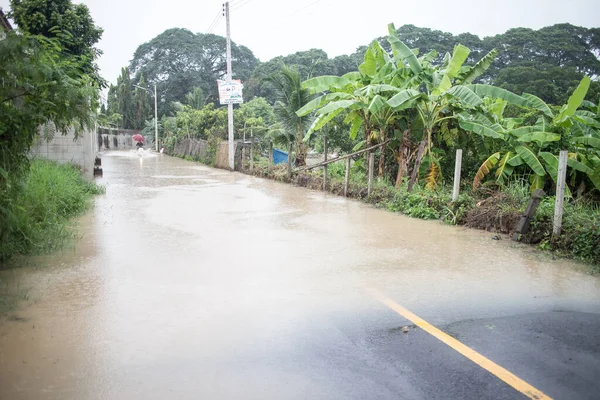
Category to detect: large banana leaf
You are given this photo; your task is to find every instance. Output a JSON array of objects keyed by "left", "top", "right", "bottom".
[
  {"left": 495, "top": 151, "right": 514, "bottom": 184},
  {"left": 349, "top": 114, "right": 363, "bottom": 140},
  {"left": 516, "top": 131, "right": 561, "bottom": 143},
  {"left": 473, "top": 152, "right": 500, "bottom": 188},
  {"left": 359, "top": 44, "right": 378, "bottom": 77},
  {"left": 296, "top": 92, "right": 353, "bottom": 116},
  {"left": 343, "top": 71, "right": 361, "bottom": 81},
  {"left": 356, "top": 84, "right": 400, "bottom": 97},
  {"left": 522, "top": 93, "right": 554, "bottom": 118},
  {"left": 571, "top": 136, "right": 600, "bottom": 149},
  {"left": 446, "top": 86, "right": 483, "bottom": 107},
  {"left": 445, "top": 44, "right": 470, "bottom": 79},
  {"left": 302, "top": 76, "right": 352, "bottom": 92},
  {"left": 510, "top": 126, "right": 537, "bottom": 138},
  {"left": 468, "top": 84, "right": 529, "bottom": 107},
  {"left": 539, "top": 152, "right": 559, "bottom": 177},
  {"left": 539, "top": 152, "right": 574, "bottom": 197},
  {"left": 387, "top": 89, "right": 421, "bottom": 109},
  {"left": 529, "top": 175, "right": 545, "bottom": 192},
  {"left": 507, "top": 154, "right": 524, "bottom": 167},
  {"left": 556, "top": 76, "right": 591, "bottom": 123},
  {"left": 573, "top": 114, "right": 600, "bottom": 129},
  {"left": 387, "top": 23, "right": 422, "bottom": 74},
  {"left": 515, "top": 146, "right": 546, "bottom": 176},
  {"left": 458, "top": 49, "right": 498, "bottom": 84},
  {"left": 368, "top": 95, "right": 386, "bottom": 114},
  {"left": 317, "top": 100, "right": 357, "bottom": 115},
  {"left": 458, "top": 119, "right": 504, "bottom": 139},
  {"left": 304, "top": 108, "right": 344, "bottom": 140},
  {"left": 568, "top": 157, "right": 600, "bottom": 190}
]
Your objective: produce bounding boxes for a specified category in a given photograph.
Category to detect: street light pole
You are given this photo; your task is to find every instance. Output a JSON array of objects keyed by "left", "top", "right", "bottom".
[{"left": 134, "top": 83, "right": 159, "bottom": 152}]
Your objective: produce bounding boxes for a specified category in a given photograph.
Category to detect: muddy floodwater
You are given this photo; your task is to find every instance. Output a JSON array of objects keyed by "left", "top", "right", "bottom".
[{"left": 1, "top": 151, "right": 600, "bottom": 400}]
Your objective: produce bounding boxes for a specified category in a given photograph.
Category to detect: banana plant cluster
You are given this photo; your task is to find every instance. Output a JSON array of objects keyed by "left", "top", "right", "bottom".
[
  {"left": 295, "top": 23, "right": 600, "bottom": 194},
  {"left": 463, "top": 76, "right": 600, "bottom": 193}
]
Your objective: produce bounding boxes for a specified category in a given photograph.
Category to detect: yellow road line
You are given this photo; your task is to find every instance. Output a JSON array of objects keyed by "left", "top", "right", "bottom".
[{"left": 367, "top": 288, "right": 551, "bottom": 400}]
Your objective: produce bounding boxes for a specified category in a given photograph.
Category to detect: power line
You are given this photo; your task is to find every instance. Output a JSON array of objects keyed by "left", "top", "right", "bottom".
[
  {"left": 206, "top": 9, "right": 223, "bottom": 34},
  {"left": 230, "top": 0, "right": 255, "bottom": 11},
  {"left": 287, "top": 0, "right": 325, "bottom": 17}
]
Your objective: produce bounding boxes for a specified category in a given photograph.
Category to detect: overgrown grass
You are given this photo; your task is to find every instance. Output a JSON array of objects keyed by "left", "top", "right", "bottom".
[{"left": 0, "top": 160, "right": 104, "bottom": 264}]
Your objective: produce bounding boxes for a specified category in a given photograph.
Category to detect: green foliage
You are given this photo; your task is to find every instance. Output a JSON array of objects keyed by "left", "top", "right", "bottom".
[
  {"left": 530, "top": 197, "right": 600, "bottom": 268},
  {"left": 264, "top": 65, "right": 314, "bottom": 165},
  {"left": 0, "top": 160, "right": 103, "bottom": 263},
  {"left": 129, "top": 28, "right": 258, "bottom": 116},
  {"left": 9, "top": 0, "right": 105, "bottom": 88}
]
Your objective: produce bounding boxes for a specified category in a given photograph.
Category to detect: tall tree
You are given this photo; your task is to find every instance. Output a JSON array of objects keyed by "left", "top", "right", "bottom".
[
  {"left": 116, "top": 67, "right": 134, "bottom": 129},
  {"left": 8, "top": 0, "right": 105, "bottom": 88},
  {"left": 129, "top": 28, "right": 257, "bottom": 116}
]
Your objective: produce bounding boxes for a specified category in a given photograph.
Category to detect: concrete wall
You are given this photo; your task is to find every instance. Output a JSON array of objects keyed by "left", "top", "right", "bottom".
[
  {"left": 30, "top": 126, "right": 95, "bottom": 178},
  {"left": 97, "top": 127, "right": 141, "bottom": 150}
]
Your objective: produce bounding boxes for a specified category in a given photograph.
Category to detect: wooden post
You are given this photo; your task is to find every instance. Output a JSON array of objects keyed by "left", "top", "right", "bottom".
[
  {"left": 268, "top": 141, "right": 273, "bottom": 173},
  {"left": 287, "top": 142, "right": 293, "bottom": 179},
  {"left": 241, "top": 145, "right": 246, "bottom": 171},
  {"left": 250, "top": 139, "right": 254, "bottom": 173},
  {"left": 368, "top": 152, "right": 375, "bottom": 196},
  {"left": 344, "top": 157, "right": 351, "bottom": 197},
  {"left": 452, "top": 149, "right": 463, "bottom": 202},
  {"left": 512, "top": 189, "right": 545, "bottom": 241},
  {"left": 323, "top": 134, "right": 328, "bottom": 190},
  {"left": 553, "top": 150, "right": 568, "bottom": 236}
]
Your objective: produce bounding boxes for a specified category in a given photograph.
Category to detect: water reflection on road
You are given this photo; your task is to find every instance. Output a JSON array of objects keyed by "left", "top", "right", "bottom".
[{"left": 1, "top": 151, "right": 599, "bottom": 400}]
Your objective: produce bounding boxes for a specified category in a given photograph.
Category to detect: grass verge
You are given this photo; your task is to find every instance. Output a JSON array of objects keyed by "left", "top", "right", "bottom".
[{"left": 0, "top": 160, "right": 104, "bottom": 265}]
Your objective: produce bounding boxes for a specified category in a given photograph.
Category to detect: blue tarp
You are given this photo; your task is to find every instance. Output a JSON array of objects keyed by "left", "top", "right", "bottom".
[{"left": 273, "top": 148, "right": 289, "bottom": 165}]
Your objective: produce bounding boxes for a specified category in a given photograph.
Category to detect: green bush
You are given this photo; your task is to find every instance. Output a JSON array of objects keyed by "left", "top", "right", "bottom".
[{"left": 0, "top": 160, "right": 103, "bottom": 263}]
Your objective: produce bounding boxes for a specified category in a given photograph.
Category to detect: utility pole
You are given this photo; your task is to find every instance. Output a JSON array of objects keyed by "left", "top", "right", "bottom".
[
  {"left": 225, "top": 2, "right": 234, "bottom": 170},
  {"left": 154, "top": 84, "right": 158, "bottom": 152}
]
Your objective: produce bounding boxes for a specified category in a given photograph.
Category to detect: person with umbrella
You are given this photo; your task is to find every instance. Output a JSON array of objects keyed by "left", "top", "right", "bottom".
[{"left": 133, "top": 134, "right": 144, "bottom": 149}]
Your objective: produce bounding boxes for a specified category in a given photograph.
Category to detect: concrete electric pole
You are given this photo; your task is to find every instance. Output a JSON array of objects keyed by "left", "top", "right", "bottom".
[{"left": 225, "top": 2, "right": 234, "bottom": 170}]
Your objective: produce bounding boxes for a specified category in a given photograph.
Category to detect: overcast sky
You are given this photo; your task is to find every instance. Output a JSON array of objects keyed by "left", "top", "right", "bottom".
[{"left": 1, "top": 0, "right": 599, "bottom": 86}]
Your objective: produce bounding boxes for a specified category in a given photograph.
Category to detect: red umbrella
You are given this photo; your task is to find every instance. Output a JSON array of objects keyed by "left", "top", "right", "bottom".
[{"left": 132, "top": 134, "right": 144, "bottom": 143}]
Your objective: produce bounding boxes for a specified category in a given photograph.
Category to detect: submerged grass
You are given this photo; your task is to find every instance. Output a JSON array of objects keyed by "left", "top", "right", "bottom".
[{"left": 0, "top": 160, "right": 104, "bottom": 264}]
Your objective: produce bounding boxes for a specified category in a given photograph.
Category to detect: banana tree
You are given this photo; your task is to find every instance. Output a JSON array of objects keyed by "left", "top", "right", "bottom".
[
  {"left": 296, "top": 39, "right": 410, "bottom": 173},
  {"left": 466, "top": 76, "right": 600, "bottom": 193},
  {"left": 384, "top": 24, "right": 521, "bottom": 191}
]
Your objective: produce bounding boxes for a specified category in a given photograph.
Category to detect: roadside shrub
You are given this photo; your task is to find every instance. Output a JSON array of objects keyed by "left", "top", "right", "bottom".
[{"left": 0, "top": 160, "right": 104, "bottom": 263}]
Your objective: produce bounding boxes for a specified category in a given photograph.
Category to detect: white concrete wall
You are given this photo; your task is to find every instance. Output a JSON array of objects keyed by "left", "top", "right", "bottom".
[{"left": 30, "top": 126, "right": 95, "bottom": 179}]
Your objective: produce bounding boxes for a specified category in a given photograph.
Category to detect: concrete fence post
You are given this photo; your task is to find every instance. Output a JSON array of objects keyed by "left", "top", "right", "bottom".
[
  {"left": 344, "top": 157, "right": 351, "bottom": 197},
  {"left": 452, "top": 149, "right": 463, "bottom": 202},
  {"left": 368, "top": 152, "right": 375, "bottom": 196},
  {"left": 553, "top": 150, "right": 569, "bottom": 236},
  {"left": 323, "top": 134, "right": 328, "bottom": 190}
]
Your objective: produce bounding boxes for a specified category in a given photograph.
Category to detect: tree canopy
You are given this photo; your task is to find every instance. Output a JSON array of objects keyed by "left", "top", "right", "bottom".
[
  {"left": 128, "top": 28, "right": 258, "bottom": 116},
  {"left": 8, "top": 0, "right": 105, "bottom": 88}
]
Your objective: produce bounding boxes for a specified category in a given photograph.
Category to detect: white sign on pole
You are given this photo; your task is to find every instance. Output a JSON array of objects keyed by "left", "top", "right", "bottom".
[{"left": 217, "top": 79, "right": 244, "bottom": 104}]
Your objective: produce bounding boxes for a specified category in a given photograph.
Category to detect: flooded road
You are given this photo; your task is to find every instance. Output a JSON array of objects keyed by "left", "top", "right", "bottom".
[{"left": 1, "top": 152, "right": 600, "bottom": 400}]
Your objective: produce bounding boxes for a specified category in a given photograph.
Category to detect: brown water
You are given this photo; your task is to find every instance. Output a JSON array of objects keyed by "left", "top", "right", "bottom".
[{"left": 1, "top": 151, "right": 599, "bottom": 400}]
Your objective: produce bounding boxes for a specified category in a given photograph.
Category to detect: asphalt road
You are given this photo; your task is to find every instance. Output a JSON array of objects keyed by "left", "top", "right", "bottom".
[{"left": 1, "top": 152, "right": 599, "bottom": 400}]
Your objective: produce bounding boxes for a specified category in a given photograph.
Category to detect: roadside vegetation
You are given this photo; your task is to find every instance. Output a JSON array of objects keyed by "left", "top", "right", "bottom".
[
  {"left": 135, "top": 23, "right": 600, "bottom": 270},
  {"left": 0, "top": 0, "right": 105, "bottom": 265},
  {"left": 0, "top": 160, "right": 104, "bottom": 264}
]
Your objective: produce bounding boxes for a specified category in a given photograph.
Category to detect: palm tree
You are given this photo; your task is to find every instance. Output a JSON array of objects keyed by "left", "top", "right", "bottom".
[{"left": 264, "top": 65, "right": 314, "bottom": 167}]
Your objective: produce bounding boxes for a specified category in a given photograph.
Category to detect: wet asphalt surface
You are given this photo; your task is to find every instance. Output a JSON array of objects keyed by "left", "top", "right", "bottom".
[{"left": 1, "top": 151, "right": 599, "bottom": 400}]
